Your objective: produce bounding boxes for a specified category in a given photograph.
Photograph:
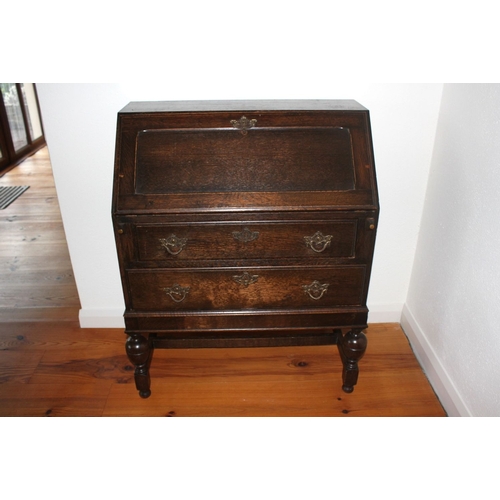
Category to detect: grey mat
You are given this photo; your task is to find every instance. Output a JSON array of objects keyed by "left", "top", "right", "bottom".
[{"left": 0, "top": 186, "right": 30, "bottom": 209}]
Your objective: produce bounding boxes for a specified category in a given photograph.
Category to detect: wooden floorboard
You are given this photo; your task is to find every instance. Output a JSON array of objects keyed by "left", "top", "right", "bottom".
[
  {"left": 0, "top": 321, "right": 446, "bottom": 417},
  {"left": 0, "top": 148, "right": 446, "bottom": 417},
  {"left": 0, "top": 147, "right": 80, "bottom": 322}
]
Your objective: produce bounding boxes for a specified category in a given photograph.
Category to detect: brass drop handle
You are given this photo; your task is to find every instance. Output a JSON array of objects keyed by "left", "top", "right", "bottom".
[
  {"left": 302, "top": 280, "right": 330, "bottom": 300},
  {"left": 304, "top": 231, "right": 333, "bottom": 253},
  {"left": 159, "top": 234, "right": 187, "bottom": 256},
  {"left": 163, "top": 284, "right": 190, "bottom": 303}
]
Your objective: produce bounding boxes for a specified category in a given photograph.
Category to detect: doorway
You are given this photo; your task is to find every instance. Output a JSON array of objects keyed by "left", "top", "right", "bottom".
[{"left": 0, "top": 83, "right": 46, "bottom": 176}]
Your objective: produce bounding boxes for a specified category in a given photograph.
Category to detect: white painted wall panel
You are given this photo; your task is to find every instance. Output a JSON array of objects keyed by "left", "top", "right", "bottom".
[{"left": 405, "top": 84, "right": 500, "bottom": 416}]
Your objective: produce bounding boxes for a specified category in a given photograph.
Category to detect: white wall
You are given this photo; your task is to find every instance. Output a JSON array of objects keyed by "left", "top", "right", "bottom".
[
  {"left": 36, "top": 85, "right": 130, "bottom": 327},
  {"left": 403, "top": 84, "right": 500, "bottom": 416},
  {"left": 36, "top": 83, "right": 443, "bottom": 327}
]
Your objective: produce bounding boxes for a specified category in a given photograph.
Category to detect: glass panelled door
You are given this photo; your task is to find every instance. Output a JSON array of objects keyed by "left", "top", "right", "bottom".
[
  {"left": 0, "top": 83, "right": 45, "bottom": 174},
  {"left": 21, "top": 84, "right": 43, "bottom": 142}
]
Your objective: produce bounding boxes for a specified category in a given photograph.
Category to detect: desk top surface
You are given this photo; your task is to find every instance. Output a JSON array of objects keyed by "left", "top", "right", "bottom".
[{"left": 119, "top": 99, "right": 367, "bottom": 114}]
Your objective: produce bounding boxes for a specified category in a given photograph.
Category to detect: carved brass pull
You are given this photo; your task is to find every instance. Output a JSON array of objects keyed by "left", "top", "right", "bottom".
[
  {"left": 233, "top": 272, "right": 259, "bottom": 287},
  {"left": 302, "top": 280, "right": 330, "bottom": 300},
  {"left": 230, "top": 116, "right": 257, "bottom": 135},
  {"left": 163, "top": 284, "right": 190, "bottom": 303},
  {"left": 304, "top": 231, "right": 333, "bottom": 253},
  {"left": 232, "top": 227, "right": 260, "bottom": 243},
  {"left": 159, "top": 234, "right": 187, "bottom": 256}
]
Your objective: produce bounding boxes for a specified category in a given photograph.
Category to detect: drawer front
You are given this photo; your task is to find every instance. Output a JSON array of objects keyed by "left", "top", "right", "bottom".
[
  {"left": 126, "top": 266, "right": 365, "bottom": 311},
  {"left": 135, "top": 221, "right": 357, "bottom": 262}
]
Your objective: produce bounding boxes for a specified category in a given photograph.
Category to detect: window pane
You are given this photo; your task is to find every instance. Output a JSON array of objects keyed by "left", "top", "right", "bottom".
[
  {"left": 0, "top": 83, "right": 28, "bottom": 151},
  {"left": 21, "top": 83, "right": 43, "bottom": 140}
]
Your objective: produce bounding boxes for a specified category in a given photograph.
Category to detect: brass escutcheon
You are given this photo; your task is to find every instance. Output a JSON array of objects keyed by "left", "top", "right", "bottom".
[
  {"left": 232, "top": 227, "right": 260, "bottom": 243},
  {"left": 230, "top": 116, "right": 257, "bottom": 135},
  {"left": 233, "top": 272, "right": 259, "bottom": 287}
]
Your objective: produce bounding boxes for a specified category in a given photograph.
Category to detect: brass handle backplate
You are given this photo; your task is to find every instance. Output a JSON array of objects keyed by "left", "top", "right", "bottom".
[
  {"left": 163, "top": 284, "right": 190, "bottom": 303},
  {"left": 159, "top": 234, "right": 187, "bottom": 256},
  {"left": 302, "top": 280, "right": 330, "bottom": 300},
  {"left": 304, "top": 231, "right": 333, "bottom": 253}
]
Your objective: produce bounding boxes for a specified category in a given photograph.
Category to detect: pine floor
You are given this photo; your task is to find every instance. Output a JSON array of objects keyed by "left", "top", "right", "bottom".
[{"left": 0, "top": 148, "right": 446, "bottom": 417}]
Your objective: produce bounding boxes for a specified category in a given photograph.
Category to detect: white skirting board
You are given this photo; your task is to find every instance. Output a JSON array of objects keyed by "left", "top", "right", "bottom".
[
  {"left": 367, "top": 303, "right": 404, "bottom": 324},
  {"left": 79, "top": 308, "right": 125, "bottom": 328},
  {"left": 400, "top": 304, "right": 472, "bottom": 417}
]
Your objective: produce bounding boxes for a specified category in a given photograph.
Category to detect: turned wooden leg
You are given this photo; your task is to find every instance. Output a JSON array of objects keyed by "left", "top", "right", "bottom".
[
  {"left": 337, "top": 328, "right": 367, "bottom": 393},
  {"left": 125, "top": 333, "right": 153, "bottom": 398}
]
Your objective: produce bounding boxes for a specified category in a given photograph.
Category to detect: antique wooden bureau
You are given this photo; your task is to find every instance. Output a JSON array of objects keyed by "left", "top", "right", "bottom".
[{"left": 112, "top": 100, "right": 379, "bottom": 398}]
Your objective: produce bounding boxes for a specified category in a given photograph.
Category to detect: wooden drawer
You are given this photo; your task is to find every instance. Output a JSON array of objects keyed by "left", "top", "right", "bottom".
[
  {"left": 134, "top": 221, "right": 357, "bottom": 262},
  {"left": 126, "top": 266, "right": 366, "bottom": 311}
]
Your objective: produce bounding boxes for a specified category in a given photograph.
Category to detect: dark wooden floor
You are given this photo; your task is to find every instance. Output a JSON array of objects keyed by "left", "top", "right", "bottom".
[{"left": 0, "top": 148, "right": 446, "bottom": 416}]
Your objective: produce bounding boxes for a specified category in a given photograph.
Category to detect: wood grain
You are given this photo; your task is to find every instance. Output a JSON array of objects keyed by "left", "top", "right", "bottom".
[{"left": 0, "top": 321, "right": 446, "bottom": 417}]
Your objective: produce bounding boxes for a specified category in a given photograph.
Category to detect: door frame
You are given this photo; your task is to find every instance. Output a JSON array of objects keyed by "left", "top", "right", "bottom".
[{"left": 0, "top": 83, "right": 46, "bottom": 175}]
